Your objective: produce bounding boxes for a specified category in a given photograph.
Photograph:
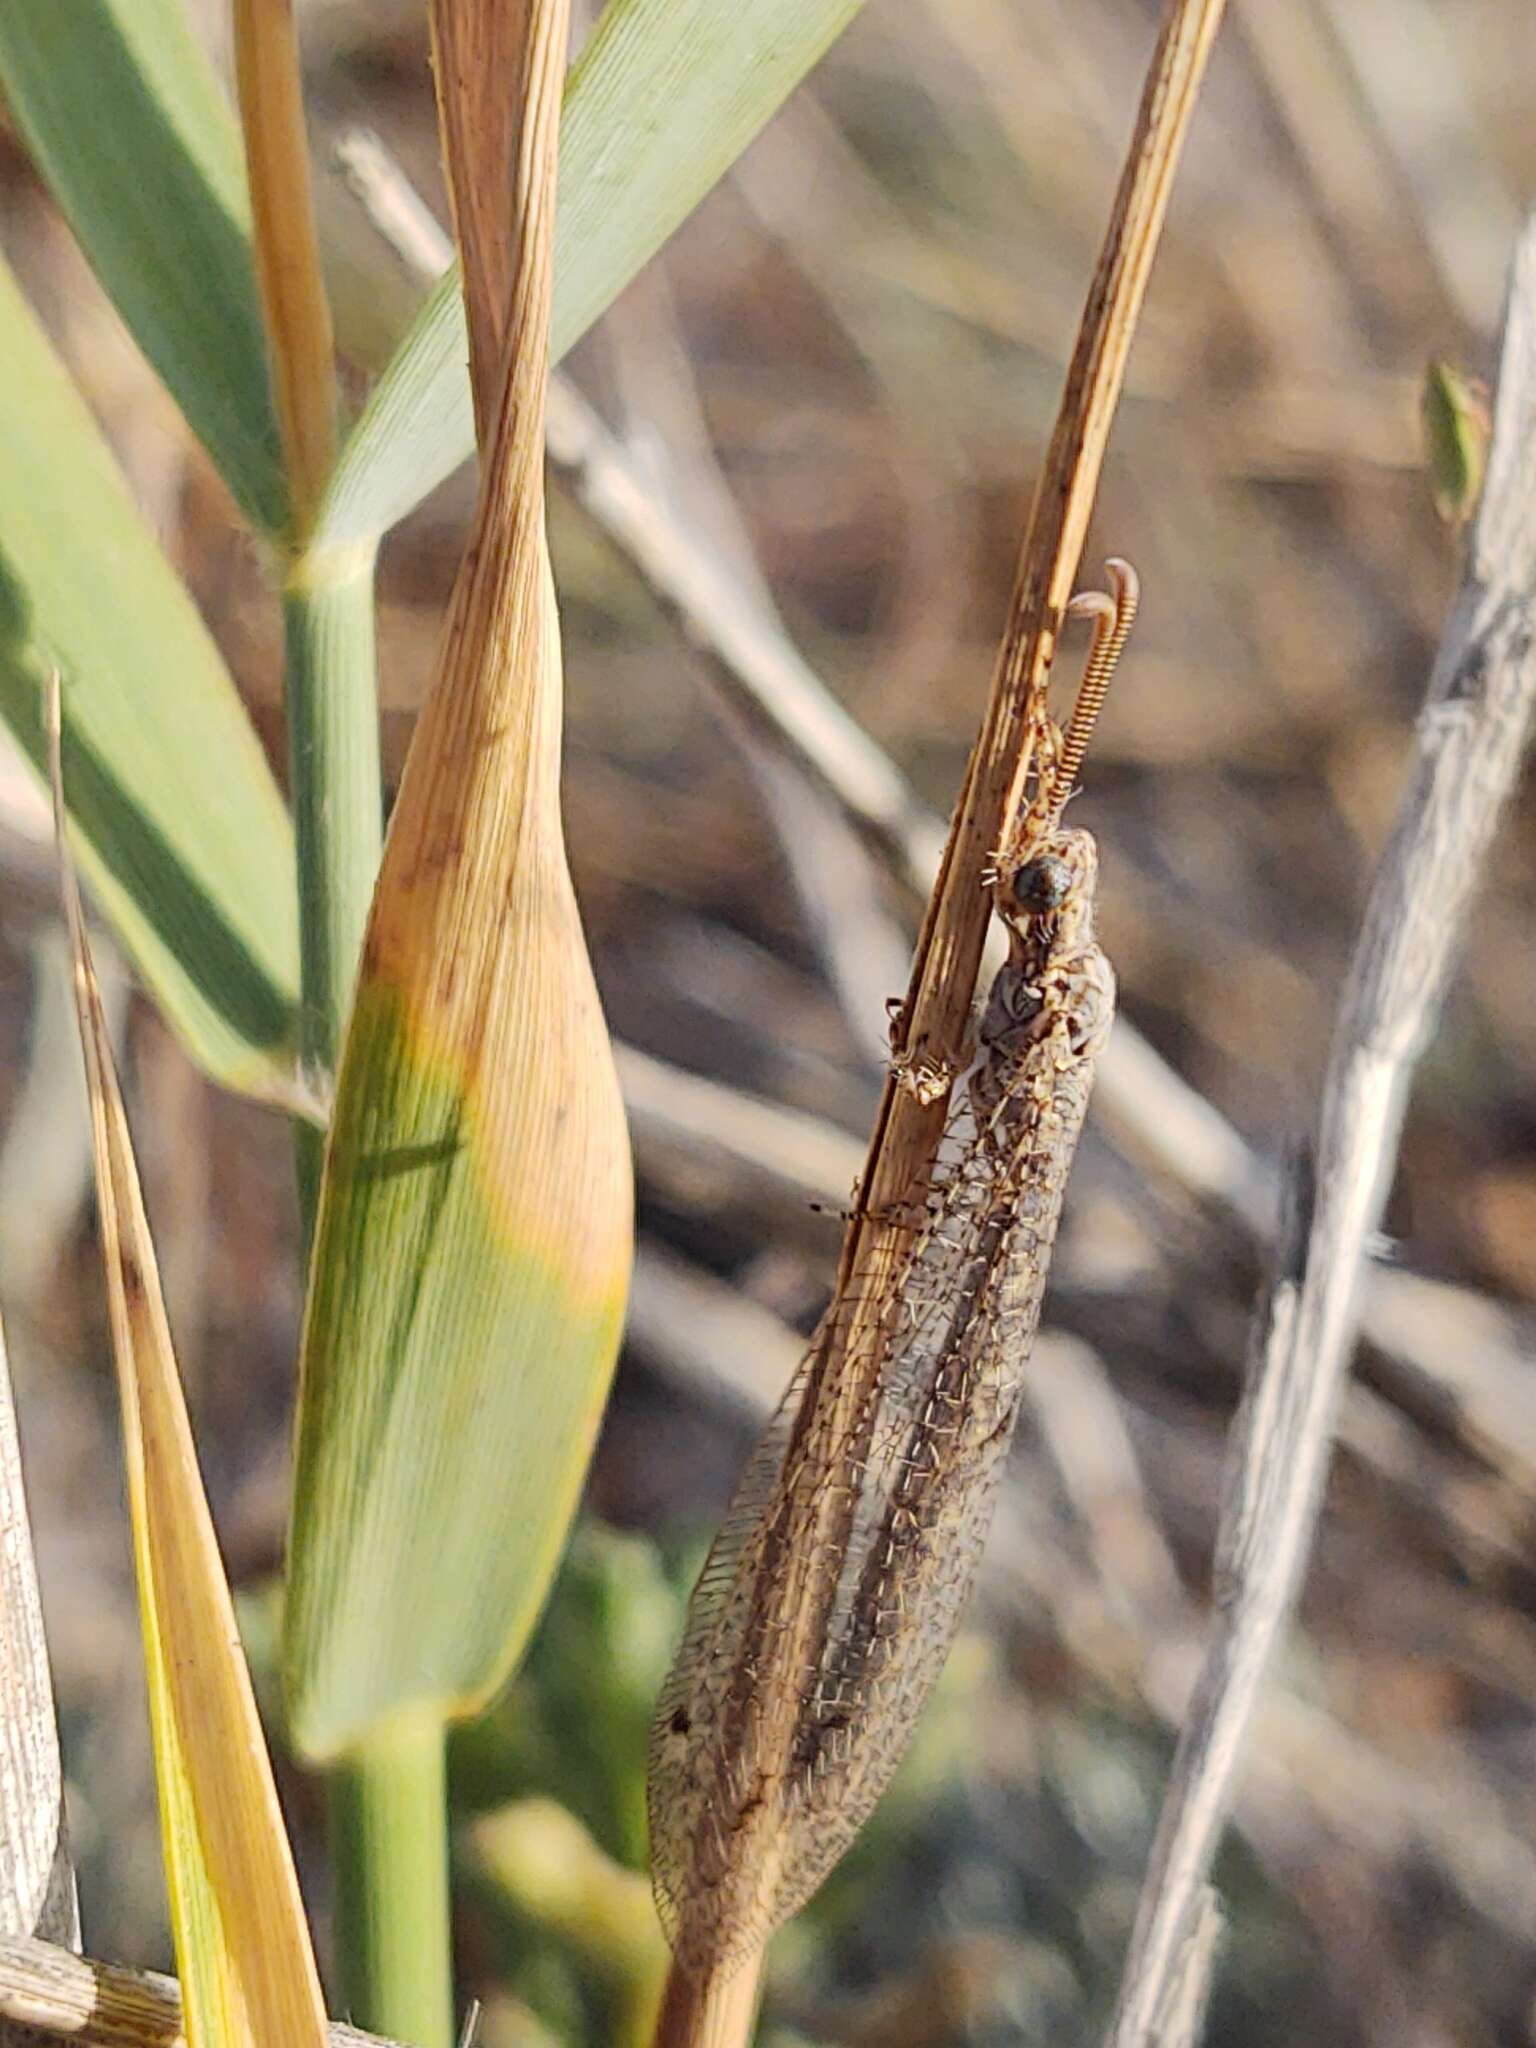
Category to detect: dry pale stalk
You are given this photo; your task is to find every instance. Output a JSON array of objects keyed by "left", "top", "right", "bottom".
[
  {"left": 232, "top": 0, "right": 338, "bottom": 534},
  {"left": 1103, "top": 202, "right": 1536, "bottom": 2048},
  {"left": 0, "top": 1930, "right": 401, "bottom": 2048}
]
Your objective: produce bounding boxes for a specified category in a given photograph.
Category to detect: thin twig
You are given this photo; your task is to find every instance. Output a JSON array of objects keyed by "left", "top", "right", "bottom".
[
  {"left": 1105, "top": 205, "right": 1536, "bottom": 2048},
  {"left": 887, "top": 0, "right": 1224, "bottom": 1106},
  {"left": 1153, "top": 1889, "right": 1224, "bottom": 2048}
]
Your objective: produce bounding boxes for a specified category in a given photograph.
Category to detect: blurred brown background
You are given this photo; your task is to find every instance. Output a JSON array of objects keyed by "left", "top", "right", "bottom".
[{"left": 2, "top": 2, "right": 1536, "bottom": 2043}]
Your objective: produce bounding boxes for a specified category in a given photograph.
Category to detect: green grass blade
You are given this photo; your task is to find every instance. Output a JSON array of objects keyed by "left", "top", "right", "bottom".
[
  {"left": 316, "top": 0, "right": 866, "bottom": 547},
  {"left": 0, "top": 254, "right": 300, "bottom": 1098},
  {"left": 0, "top": 0, "right": 288, "bottom": 536}
]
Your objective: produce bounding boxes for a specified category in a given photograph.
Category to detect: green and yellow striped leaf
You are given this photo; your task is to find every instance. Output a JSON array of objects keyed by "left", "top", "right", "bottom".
[
  {"left": 283, "top": 0, "right": 632, "bottom": 1759},
  {"left": 52, "top": 688, "right": 327, "bottom": 2048}
]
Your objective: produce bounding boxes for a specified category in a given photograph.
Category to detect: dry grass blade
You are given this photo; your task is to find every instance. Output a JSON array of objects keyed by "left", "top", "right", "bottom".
[
  {"left": 757, "top": 0, "right": 1227, "bottom": 1696},
  {"left": 427, "top": 0, "right": 539, "bottom": 435},
  {"left": 895, "top": 0, "right": 1226, "bottom": 1098},
  {"left": 48, "top": 679, "right": 328, "bottom": 2048},
  {"left": 1104, "top": 205, "right": 1536, "bottom": 2048},
  {"left": 284, "top": 0, "right": 632, "bottom": 1758}
]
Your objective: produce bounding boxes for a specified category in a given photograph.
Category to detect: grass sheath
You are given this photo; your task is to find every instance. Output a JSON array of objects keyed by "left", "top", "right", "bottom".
[
  {"left": 279, "top": 557, "right": 384, "bottom": 1224},
  {"left": 233, "top": 0, "right": 376, "bottom": 1166}
]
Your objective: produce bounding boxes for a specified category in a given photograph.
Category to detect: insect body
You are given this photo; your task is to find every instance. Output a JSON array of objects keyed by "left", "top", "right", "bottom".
[{"left": 648, "top": 564, "right": 1136, "bottom": 1979}]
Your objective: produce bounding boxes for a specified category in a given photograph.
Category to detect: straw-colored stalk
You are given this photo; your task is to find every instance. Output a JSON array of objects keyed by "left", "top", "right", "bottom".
[
  {"left": 230, "top": 0, "right": 336, "bottom": 535},
  {"left": 650, "top": 1, "right": 1227, "bottom": 2040}
]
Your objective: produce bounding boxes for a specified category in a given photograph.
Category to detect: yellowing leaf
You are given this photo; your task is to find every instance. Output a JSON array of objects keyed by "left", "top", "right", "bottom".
[
  {"left": 283, "top": 0, "right": 632, "bottom": 1762},
  {"left": 50, "top": 684, "right": 328, "bottom": 2048}
]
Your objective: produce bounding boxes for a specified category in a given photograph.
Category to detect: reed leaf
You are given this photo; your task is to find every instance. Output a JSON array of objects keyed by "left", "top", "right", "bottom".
[
  {"left": 50, "top": 685, "right": 327, "bottom": 2048},
  {"left": 0, "top": 0, "right": 287, "bottom": 537},
  {"left": 283, "top": 0, "right": 632, "bottom": 1763},
  {"left": 0, "top": 254, "right": 300, "bottom": 1102}
]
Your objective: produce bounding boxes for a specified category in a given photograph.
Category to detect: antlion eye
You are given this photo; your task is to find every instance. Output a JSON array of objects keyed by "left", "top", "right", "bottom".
[{"left": 1012, "top": 855, "right": 1072, "bottom": 913}]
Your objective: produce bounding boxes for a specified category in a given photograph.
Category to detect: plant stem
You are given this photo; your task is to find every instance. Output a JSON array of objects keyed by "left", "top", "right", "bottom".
[
  {"left": 231, "top": 8, "right": 453, "bottom": 2038},
  {"left": 232, "top": 0, "right": 338, "bottom": 532},
  {"left": 330, "top": 1719, "right": 454, "bottom": 2048},
  {"left": 652, "top": 1952, "right": 763, "bottom": 2048},
  {"left": 284, "top": 557, "right": 458, "bottom": 2044},
  {"left": 281, "top": 550, "right": 383, "bottom": 1225}
]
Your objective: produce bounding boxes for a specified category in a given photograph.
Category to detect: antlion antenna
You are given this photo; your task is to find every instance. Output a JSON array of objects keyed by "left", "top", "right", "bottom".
[{"left": 1054, "top": 556, "right": 1139, "bottom": 806}]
